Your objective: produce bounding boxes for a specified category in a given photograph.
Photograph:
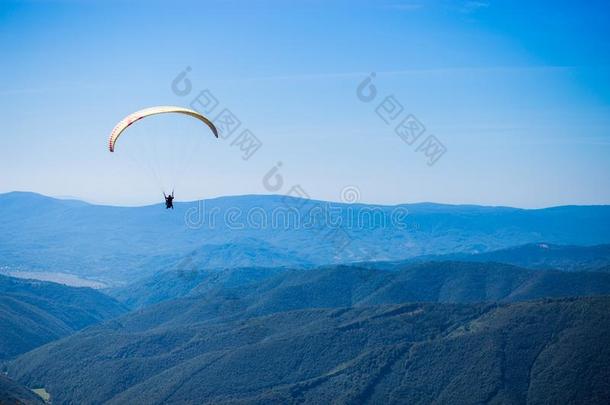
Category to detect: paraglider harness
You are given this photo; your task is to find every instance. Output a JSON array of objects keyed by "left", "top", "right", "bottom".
[{"left": 164, "top": 191, "right": 174, "bottom": 209}]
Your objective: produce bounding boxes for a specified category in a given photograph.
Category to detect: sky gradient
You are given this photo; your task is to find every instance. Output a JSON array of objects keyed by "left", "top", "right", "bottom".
[{"left": 1, "top": 0, "right": 609, "bottom": 207}]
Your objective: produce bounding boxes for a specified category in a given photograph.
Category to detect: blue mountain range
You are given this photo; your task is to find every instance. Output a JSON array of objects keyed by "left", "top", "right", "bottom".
[{"left": 2, "top": 191, "right": 610, "bottom": 285}]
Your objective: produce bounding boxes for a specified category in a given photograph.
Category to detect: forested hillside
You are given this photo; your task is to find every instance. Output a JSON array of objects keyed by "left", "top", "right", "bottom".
[
  {"left": 0, "top": 375, "right": 45, "bottom": 405},
  {"left": 111, "top": 261, "right": 610, "bottom": 309},
  {"left": 0, "top": 275, "right": 127, "bottom": 360},
  {"left": 9, "top": 297, "right": 610, "bottom": 404}
]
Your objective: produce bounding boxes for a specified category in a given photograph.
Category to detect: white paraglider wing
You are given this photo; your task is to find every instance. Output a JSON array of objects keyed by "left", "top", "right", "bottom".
[{"left": 108, "top": 106, "right": 218, "bottom": 152}]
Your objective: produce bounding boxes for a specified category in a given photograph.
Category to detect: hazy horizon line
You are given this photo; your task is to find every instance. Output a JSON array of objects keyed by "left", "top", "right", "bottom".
[{"left": 1, "top": 190, "right": 609, "bottom": 211}]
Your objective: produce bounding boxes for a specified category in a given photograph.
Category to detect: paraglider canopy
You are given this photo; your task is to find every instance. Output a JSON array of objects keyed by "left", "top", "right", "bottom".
[
  {"left": 107, "top": 106, "right": 219, "bottom": 203},
  {"left": 108, "top": 106, "right": 218, "bottom": 152}
]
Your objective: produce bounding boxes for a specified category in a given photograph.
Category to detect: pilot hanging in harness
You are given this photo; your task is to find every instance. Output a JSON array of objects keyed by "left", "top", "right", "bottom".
[{"left": 163, "top": 191, "right": 174, "bottom": 209}]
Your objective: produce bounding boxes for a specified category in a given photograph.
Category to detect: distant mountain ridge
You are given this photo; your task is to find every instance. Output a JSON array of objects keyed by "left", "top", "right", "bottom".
[
  {"left": 2, "top": 191, "right": 610, "bottom": 285},
  {"left": 460, "top": 242, "right": 610, "bottom": 271},
  {"left": 371, "top": 243, "right": 610, "bottom": 272}
]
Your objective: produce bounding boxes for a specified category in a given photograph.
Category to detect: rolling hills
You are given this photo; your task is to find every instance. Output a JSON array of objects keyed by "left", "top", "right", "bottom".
[
  {"left": 0, "top": 274, "right": 127, "bottom": 360},
  {"left": 111, "top": 260, "right": 610, "bottom": 309},
  {"left": 9, "top": 297, "right": 610, "bottom": 404},
  {"left": 8, "top": 261, "right": 610, "bottom": 403}
]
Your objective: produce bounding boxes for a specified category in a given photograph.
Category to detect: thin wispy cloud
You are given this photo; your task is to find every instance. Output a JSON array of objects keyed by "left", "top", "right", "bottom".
[
  {"left": 384, "top": 2, "right": 424, "bottom": 11},
  {"left": 215, "top": 64, "right": 577, "bottom": 84},
  {"left": 0, "top": 83, "right": 115, "bottom": 96},
  {"left": 460, "top": 0, "right": 490, "bottom": 14},
  {"left": 0, "top": 87, "right": 61, "bottom": 96}
]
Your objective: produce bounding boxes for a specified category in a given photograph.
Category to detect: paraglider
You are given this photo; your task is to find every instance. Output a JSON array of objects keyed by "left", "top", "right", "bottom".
[
  {"left": 108, "top": 106, "right": 218, "bottom": 208},
  {"left": 164, "top": 191, "right": 175, "bottom": 209}
]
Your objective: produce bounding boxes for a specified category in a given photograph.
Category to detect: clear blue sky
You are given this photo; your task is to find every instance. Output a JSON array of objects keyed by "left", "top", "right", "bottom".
[{"left": 1, "top": 0, "right": 609, "bottom": 207}]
